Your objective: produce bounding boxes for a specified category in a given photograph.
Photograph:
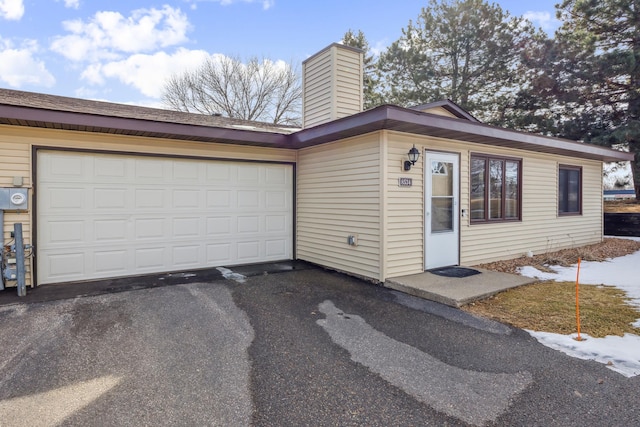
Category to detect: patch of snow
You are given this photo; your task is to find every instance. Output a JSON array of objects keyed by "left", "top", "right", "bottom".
[
  {"left": 174, "top": 273, "right": 197, "bottom": 278},
  {"left": 603, "top": 161, "right": 633, "bottom": 190},
  {"left": 518, "top": 237, "right": 640, "bottom": 306},
  {"left": 528, "top": 331, "right": 640, "bottom": 378},
  {"left": 216, "top": 267, "right": 246, "bottom": 283},
  {"left": 517, "top": 236, "right": 640, "bottom": 377}
]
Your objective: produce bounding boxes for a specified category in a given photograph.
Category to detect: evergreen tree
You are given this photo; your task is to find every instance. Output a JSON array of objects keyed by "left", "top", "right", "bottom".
[
  {"left": 512, "top": 0, "right": 639, "bottom": 198},
  {"left": 341, "top": 29, "right": 384, "bottom": 109},
  {"left": 554, "top": 0, "right": 640, "bottom": 198},
  {"left": 376, "top": 0, "right": 535, "bottom": 124}
]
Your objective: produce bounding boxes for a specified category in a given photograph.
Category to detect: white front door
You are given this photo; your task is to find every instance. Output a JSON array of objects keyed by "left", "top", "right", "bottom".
[{"left": 425, "top": 151, "right": 460, "bottom": 270}]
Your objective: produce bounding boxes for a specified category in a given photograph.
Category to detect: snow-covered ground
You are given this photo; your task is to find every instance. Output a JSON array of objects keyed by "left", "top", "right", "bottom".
[
  {"left": 603, "top": 161, "right": 633, "bottom": 190},
  {"left": 518, "top": 237, "right": 640, "bottom": 378}
]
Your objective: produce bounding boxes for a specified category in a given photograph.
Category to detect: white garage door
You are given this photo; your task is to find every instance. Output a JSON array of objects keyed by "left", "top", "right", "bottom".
[{"left": 37, "top": 151, "right": 293, "bottom": 285}]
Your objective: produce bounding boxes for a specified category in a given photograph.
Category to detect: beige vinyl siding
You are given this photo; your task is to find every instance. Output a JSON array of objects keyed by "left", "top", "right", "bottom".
[
  {"left": 418, "top": 106, "right": 460, "bottom": 118},
  {"left": 461, "top": 153, "right": 603, "bottom": 265},
  {"left": 384, "top": 131, "right": 604, "bottom": 275},
  {"left": 335, "top": 47, "right": 363, "bottom": 118},
  {"left": 0, "top": 136, "right": 33, "bottom": 286},
  {"left": 302, "top": 47, "right": 333, "bottom": 128},
  {"left": 385, "top": 132, "right": 472, "bottom": 278},
  {"left": 297, "top": 133, "right": 382, "bottom": 281},
  {"left": 385, "top": 136, "right": 425, "bottom": 278},
  {"left": 0, "top": 124, "right": 295, "bottom": 287},
  {"left": 302, "top": 44, "right": 363, "bottom": 129}
]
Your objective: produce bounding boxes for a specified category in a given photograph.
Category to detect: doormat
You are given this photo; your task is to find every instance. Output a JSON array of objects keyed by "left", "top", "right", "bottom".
[{"left": 428, "top": 267, "right": 481, "bottom": 278}]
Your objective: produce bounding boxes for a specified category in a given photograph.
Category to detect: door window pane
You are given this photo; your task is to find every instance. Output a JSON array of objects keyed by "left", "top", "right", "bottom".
[
  {"left": 431, "top": 197, "right": 453, "bottom": 232},
  {"left": 432, "top": 161, "right": 453, "bottom": 197}
]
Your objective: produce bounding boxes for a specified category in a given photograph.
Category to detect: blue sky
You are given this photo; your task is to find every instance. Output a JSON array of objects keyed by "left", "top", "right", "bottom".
[{"left": 0, "top": 0, "right": 561, "bottom": 107}]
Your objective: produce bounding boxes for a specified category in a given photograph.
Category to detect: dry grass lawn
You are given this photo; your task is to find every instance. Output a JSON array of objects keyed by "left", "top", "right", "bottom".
[
  {"left": 604, "top": 199, "right": 640, "bottom": 213},
  {"left": 465, "top": 238, "right": 640, "bottom": 338},
  {"left": 465, "top": 281, "right": 640, "bottom": 338}
]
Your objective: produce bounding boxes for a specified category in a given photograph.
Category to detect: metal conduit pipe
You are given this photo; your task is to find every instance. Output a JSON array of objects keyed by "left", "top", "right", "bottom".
[
  {"left": 0, "top": 209, "right": 4, "bottom": 291},
  {"left": 15, "top": 223, "right": 26, "bottom": 297}
]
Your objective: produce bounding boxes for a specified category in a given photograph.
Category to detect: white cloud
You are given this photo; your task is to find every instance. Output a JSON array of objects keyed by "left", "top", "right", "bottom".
[
  {"left": 82, "top": 48, "right": 212, "bottom": 98},
  {"left": 59, "top": 0, "right": 80, "bottom": 9},
  {"left": 188, "top": 0, "right": 274, "bottom": 10},
  {"left": 0, "top": 0, "right": 24, "bottom": 20},
  {"left": 73, "top": 86, "right": 101, "bottom": 99},
  {"left": 0, "top": 38, "right": 55, "bottom": 87},
  {"left": 51, "top": 5, "right": 191, "bottom": 62},
  {"left": 370, "top": 39, "right": 388, "bottom": 58},
  {"left": 523, "top": 11, "right": 560, "bottom": 32}
]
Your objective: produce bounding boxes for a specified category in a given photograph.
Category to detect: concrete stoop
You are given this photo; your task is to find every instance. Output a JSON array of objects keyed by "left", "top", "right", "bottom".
[{"left": 385, "top": 268, "right": 537, "bottom": 307}]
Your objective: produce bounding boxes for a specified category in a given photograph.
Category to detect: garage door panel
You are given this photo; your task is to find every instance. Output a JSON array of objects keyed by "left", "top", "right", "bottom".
[
  {"left": 266, "top": 239, "right": 287, "bottom": 258},
  {"left": 37, "top": 151, "right": 293, "bottom": 285},
  {"left": 133, "top": 218, "right": 165, "bottom": 240},
  {"left": 172, "top": 190, "right": 202, "bottom": 209},
  {"left": 266, "top": 191, "right": 288, "bottom": 209},
  {"left": 206, "top": 163, "right": 231, "bottom": 182},
  {"left": 207, "top": 190, "right": 231, "bottom": 208},
  {"left": 265, "top": 166, "right": 288, "bottom": 184},
  {"left": 46, "top": 252, "right": 86, "bottom": 278},
  {"left": 44, "top": 153, "right": 85, "bottom": 180},
  {"left": 237, "top": 190, "right": 259, "bottom": 208},
  {"left": 173, "top": 160, "right": 200, "bottom": 181},
  {"left": 135, "top": 189, "right": 165, "bottom": 208},
  {"left": 43, "top": 220, "right": 85, "bottom": 244},
  {"left": 237, "top": 216, "right": 260, "bottom": 234},
  {"left": 94, "top": 219, "right": 128, "bottom": 242},
  {"left": 94, "top": 250, "right": 129, "bottom": 274},
  {"left": 95, "top": 157, "right": 127, "bottom": 179},
  {"left": 94, "top": 188, "right": 127, "bottom": 209},
  {"left": 266, "top": 215, "right": 286, "bottom": 232},
  {"left": 237, "top": 241, "right": 260, "bottom": 261},
  {"left": 206, "top": 216, "right": 232, "bottom": 235},
  {"left": 134, "top": 158, "right": 165, "bottom": 180},
  {"left": 172, "top": 245, "right": 201, "bottom": 266},
  {"left": 207, "top": 243, "right": 232, "bottom": 263},
  {"left": 135, "top": 247, "right": 166, "bottom": 269},
  {"left": 237, "top": 165, "right": 260, "bottom": 183},
  {"left": 45, "top": 186, "right": 85, "bottom": 209},
  {"left": 172, "top": 217, "right": 200, "bottom": 238}
]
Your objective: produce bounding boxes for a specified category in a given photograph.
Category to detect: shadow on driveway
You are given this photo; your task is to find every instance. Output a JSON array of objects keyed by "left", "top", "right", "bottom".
[{"left": 0, "top": 260, "right": 314, "bottom": 306}]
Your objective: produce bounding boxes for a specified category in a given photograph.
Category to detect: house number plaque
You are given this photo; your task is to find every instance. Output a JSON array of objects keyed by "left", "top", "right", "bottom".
[{"left": 398, "top": 177, "right": 413, "bottom": 187}]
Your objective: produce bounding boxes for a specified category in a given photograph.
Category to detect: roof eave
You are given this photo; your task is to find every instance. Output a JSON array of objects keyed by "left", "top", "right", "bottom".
[
  {"left": 1, "top": 102, "right": 633, "bottom": 163},
  {"left": 0, "top": 104, "right": 291, "bottom": 148},
  {"left": 292, "top": 105, "right": 634, "bottom": 163}
]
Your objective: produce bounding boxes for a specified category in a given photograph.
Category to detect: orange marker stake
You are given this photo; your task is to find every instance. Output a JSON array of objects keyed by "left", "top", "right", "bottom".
[{"left": 575, "top": 257, "right": 582, "bottom": 341}]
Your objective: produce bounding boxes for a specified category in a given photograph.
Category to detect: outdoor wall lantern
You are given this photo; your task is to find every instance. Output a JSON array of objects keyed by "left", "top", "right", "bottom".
[{"left": 404, "top": 144, "right": 421, "bottom": 171}]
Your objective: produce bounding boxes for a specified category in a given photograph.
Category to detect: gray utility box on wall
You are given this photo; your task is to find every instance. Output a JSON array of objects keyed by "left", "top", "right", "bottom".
[{"left": 0, "top": 188, "right": 29, "bottom": 210}]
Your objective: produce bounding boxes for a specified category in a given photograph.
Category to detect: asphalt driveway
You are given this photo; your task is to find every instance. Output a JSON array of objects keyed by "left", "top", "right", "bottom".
[{"left": 0, "top": 266, "right": 638, "bottom": 426}]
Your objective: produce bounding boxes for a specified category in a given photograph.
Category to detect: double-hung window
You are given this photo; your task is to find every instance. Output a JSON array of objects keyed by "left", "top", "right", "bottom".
[
  {"left": 558, "top": 165, "right": 582, "bottom": 215},
  {"left": 470, "top": 154, "right": 521, "bottom": 223}
]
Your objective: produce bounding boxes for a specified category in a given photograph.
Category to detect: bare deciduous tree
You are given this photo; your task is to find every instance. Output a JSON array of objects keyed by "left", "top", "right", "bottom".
[{"left": 162, "top": 55, "right": 302, "bottom": 126}]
